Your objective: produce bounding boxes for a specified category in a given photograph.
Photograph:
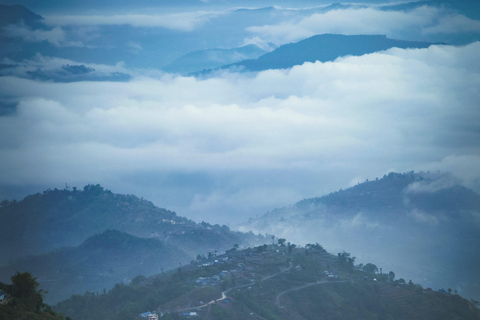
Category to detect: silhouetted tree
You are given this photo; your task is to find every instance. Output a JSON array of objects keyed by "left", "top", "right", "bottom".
[
  {"left": 11, "top": 272, "right": 44, "bottom": 311},
  {"left": 388, "top": 271, "right": 395, "bottom": 281},
  {"left": 363, "top": 263, "right": 378, "bottom": 274}
]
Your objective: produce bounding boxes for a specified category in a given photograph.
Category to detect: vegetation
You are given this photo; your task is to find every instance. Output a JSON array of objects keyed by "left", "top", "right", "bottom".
[
  {"left": 0, "top": 185, "right": 266, "bottom": 304},
  {"left": 0, "top": 272, "right": 65, "bottom": 320},
  {"left": 243, "top": 171, "right": 480, "bottom": 301},
  {"left": 0, "top": 185, "right": 265, "bottom": 265},
  {"left": 54, "top": 244, "right": 480, "bottom": 320}
]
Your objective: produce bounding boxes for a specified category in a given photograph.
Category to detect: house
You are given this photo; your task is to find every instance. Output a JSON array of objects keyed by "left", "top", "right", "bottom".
[
  {"left": 139, "top": 311, "right": 158, "bottom": 318},
  {"left": 182, "top": 312, "right": 198, "bottom": 317},
  {"left": 0, "top": 290, "right": 5, "bottom": 301}
]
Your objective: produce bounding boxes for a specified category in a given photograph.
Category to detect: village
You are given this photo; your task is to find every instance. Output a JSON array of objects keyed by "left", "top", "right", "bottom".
[{"left": 134, "top": 242, "right": 342, "bottom": 319}]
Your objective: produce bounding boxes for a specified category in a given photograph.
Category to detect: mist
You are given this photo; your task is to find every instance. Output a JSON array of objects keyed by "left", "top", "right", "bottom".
[{"left": 1, "top": 42, "right": 480, "bottom": 224}]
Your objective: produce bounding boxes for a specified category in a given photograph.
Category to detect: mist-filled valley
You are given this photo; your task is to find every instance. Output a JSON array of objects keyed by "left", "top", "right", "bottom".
[{"left": 1, "top": 0, "right": 480, "bottom": 319}]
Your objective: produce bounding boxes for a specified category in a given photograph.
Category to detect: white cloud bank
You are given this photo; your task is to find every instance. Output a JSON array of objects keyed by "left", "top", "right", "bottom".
[
  {"left": 0, "top": 43, "right": 479, "bottom": 223},
  {"left": 44, "top": 11, "right": 220, "bottom": 31},
  {"left": 3, "top": 23, "right": 86, "bottom": 47},
  {"left": 246, "top": 6, "right": 480, "bottom": 45}
]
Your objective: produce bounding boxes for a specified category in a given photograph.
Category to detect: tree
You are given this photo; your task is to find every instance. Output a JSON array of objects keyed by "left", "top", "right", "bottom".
[
  {"left": 131, "top": 275, "right": 146, "bottom": 286},
  {"left": 11, "top": 272, "right": 44, "bottom": 311},
  {"left": 388, "top": 271, "right": 395, "bottom": 281},
  {"left": 278, "top": 238, "right": 286, "bottom": 247},
  {"left": 338, "top": 251, "right": 355, "bottom": 271},
  {"left": 288, "top": 243, "right": 296, "bottom": 254},
  {"left": 362, "top": 263, "right": 378, "bottom": 274}
]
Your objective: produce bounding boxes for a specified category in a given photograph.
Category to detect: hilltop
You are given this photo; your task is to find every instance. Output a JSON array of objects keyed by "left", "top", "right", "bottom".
[
  {"left": 0, "top": 185, "right": 265, "bottom": 303},
  {"left": 0, "top": 184, "right": 264, "bottom": 264},
  {"left": 162, "top": 44, "right": 269, "bottom": 75},
  {"left": 196, "top": 34, "right": 437, "bottom": 75},
  {"left": 239, "top": 172, "right": 480, "bottom": 301},
  {"left": 0, "top": 230, "right": 192, "bottom": 304},
  {"left": 54, "top": 243, "right": 480, "bottom": 320}
]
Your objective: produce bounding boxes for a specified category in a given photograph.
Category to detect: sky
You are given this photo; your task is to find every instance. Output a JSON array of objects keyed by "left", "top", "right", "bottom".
[{"left": 1, "top": 0, "right": 480, "bottom": 225}]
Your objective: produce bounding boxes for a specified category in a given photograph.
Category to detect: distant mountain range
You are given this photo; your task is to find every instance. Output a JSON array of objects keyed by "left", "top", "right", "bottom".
[
  {"left": 240, "top": 172, "right": 480, "bottom": 301},
  {"left": 162, "top": 44, "right": 270, "bottom": 75},
  {"left": 0, "top": 184, "right": 263, "bottom": 264},
  {"left": 0, "top": 185, "right": 265, "bottom": 303},
  {"left": 0, "top": 3, "right": 43, "bottom": 27},
  {"left": 0, "top": 230, "right": 191, "bottom": 304},
  {"left": 54, "top": 243, "right": 480, "bottom": 320},
  {"left": 197, "top": 34, "right": 439, "bottom": 75}
]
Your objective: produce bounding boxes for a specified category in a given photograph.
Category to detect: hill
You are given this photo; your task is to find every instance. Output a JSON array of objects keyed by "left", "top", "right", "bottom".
[
  {"left": 239, "top": 171, "right": 480, "bottom": 301},
  {"left": 197, "top": 34, "right": 438, "bottom": 75},
  {"left": 0, "top": 230, "right": 192, "bottom": 304},
  {"left": 162, "top": 44, "right": 269, "bottom": 75},
  {"left": 54, "top": 244, "right": 480, "bottom": 320},
  {"left": 0, "top": 4, "right": 43, "bottom": 27},
  {"left": 0, "top": 184, "right": 264, "bottom": 266}
]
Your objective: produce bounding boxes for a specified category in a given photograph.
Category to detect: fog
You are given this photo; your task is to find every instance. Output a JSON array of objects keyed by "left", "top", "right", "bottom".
[
  {"left": 1, "top": 42, "right": 480, "bottom": 224},
  {"left": 1, "top": 0, "right": 480, "bottom": 308},
  {"left": 0, "top": 2, "right": 479, "bottom": 223}
]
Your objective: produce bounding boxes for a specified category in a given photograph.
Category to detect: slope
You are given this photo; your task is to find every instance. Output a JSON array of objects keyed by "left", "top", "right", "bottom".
[
  {"left": 162, "top": 44, "right": 268, "bottom": 75},
  {"left": 54, "top": 244, "right": 480, "bottom": 320},
  {"left": 0, "top": 184, "right": 264, "bottom": 265},
  {"left": 199, "top": 34, "right": 438, "bottom": 75},
  {"left": 0, "top": 230, "right": 191, "bottom": 304},
  {"left": 239, "top": 172, "right": 480, "bottom": 301}
]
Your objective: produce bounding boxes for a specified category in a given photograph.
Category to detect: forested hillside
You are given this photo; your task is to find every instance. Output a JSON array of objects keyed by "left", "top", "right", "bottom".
[
  {"left": 54, "top": 244, "right": 480, "bottom": 320},
  {"left": 0, "top": 185, "right": 264, "bottom": 264},
  {"left": 240, "top": 172, "right": 480, "bottom": 301},
  {"left": 198, "top": 34, "right": 436, "bottom": 75},
  {"left": 0, "top": 185, "right": 265, "bottom": 303},
  {"left": 0, "top": 230, "right": 192, "bottom": 304}
]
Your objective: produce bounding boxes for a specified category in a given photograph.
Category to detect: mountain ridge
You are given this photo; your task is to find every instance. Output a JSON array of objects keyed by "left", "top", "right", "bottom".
[
  {"left": 0, "top": 230, "right": 192, "bottom": 304},
  {"left": 53, "top": 243, "right": 480, "bottom": 320},
  {"left": 239, "top": 171, "right": 480, "bottom": 301},
  {"left": 195, "top": 34, "right": 441, "bottom": 76},
  {"left": 0, "top": 184, "right": 265, "bottom": 264},
  {"left": 162, "top": 44, "right": 269, "bottom": 75}
]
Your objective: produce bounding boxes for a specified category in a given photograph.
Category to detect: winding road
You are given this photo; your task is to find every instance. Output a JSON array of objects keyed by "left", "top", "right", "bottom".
[
  {"left": 275, "top": 280, "right": 348, "bottom": 307},
  {"left": 178, "top": 262, "right": 293, "bottom": 313}
]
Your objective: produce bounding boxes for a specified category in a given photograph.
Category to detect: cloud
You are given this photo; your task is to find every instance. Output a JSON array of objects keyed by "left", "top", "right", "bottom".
[
  {"left": 404, "top": 175, "right": 457, "bottom": 195},
  {"left": 0, "top": 42, "right": 479, "bottom": 223},
  {"left": 242, "top": 36, "right": 276, "bottom": 51},
  {"left": 3, "top": 23, "right": 85, "bottom": 47},
  {"left": 418, "top": 154, "right": 480, "bottom": 192},
  {"left": 43, "top": 11, "right": 220, "bottom": 31},
  {"left": 246, "top": 6, "right": 480, "bottom": 45},
  {"left": 0, "top": 54, "right": 131, "bottom": 81}
]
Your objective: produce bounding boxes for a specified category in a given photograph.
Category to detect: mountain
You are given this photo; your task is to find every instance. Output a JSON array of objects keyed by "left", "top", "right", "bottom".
[
  {"left": 0, "top": 230, "right": 192, "bottom": 304},
  {"left": 198, "top": 34, "right": 438, "bottom": 75},
  {"left": 0, "top": 4, "right": 43, "bottom": 27},
  {"left": 162, "top": 44, "right": 269, "bottom": 75},
  {"left": 0, "top": 184, "right": 265, "bottom": 265},
  {"left": 239, "top": 172, "right": 480, "bottom": 301},
  {"left": 54, "top": 244, "right": 480, "bottom": 320}
]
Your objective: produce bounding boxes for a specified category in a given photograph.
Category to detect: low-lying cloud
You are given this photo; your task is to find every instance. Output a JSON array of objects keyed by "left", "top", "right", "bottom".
[
  {"left": 3, "top": 23, "right": 85, "bottom": 47},
  {"left": 44, "top": 11, "right": 220, "bottom": 31},
  {"left": 247, "top": 6, "right": 480, "bottom": 45},
  {"left": 0, "top": 43, "right": 479, "bottom": 224}
]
